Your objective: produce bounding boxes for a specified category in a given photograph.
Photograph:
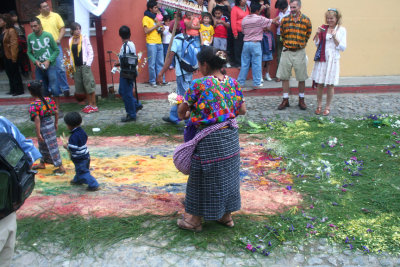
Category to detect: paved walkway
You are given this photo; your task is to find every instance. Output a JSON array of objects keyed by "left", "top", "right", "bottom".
[{"left": 2, "top": 76, "right": 400, "bottom": 266}]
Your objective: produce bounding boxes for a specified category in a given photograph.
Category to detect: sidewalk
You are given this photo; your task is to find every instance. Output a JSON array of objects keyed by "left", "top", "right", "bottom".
[{"left": 0, "top": 76, "right": 400, "bottom": 103}]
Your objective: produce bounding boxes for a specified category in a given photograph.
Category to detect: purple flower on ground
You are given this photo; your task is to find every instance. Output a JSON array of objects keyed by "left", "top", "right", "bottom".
[
  {"left": 349, "top": 244, "right": 354, "bottom": 250},
  {"left": 321, "top": 143, "right": 326, "bottom": 148},
  {"left": 329, "top": 224, "right": 337, "bottom": 228},
  {"left": 362, "top": 246, "right": 370, "bottom": 253},
  {"left": 332, "top": 202, "right": 338, "bottom": 206},
  {"left": 393, "top": 132, "right": 397, "bottom": 135},
  {"left": 306, "top": 223, "right": 314, "bottom": 229},
  {"left": 268, "top": 241, "right": 272, "bottom": 246},
  {"left": 350, "top": 156, "right": 357, "bottom": 161},
  {"left": 256, "top": 245, "right": 261, "bottom": 249},
  {"left": 367, "top": 228, "right": 373, "bottom": 233},
  {"left": 310, "top": 204, "right": 314, "bottom": 209},
  {"left": 321, "top": 217, "right": 328, "bottom": 222},
  {"left": 264, "top": 251, "right": 270, "bottom": 256},
  {"left": 387, "top": 150, "right": 393, "bottom": 156},
  {"left": 150, "top": 155, "right": 155, "bottom": 159},
  {"left": 352, "top": 149, "right": 357, "bottom": 153},
  {"left": 341, "top": 188, "right": 347, "bottom": 192},
  {"left": 251, "top": 248, "right": 256, "bottom": 252},
  {"left": 246, "top": 244, "right": 253, "bottom": 251},
  {"left": 286, "top": 185, "right": 292, "bottom": 190},
  {"left": 345, "top": 236, "right": 349, "bottom": 243},
  {"left": 289, "top": 224, "right": 295, "bottom": 231}
]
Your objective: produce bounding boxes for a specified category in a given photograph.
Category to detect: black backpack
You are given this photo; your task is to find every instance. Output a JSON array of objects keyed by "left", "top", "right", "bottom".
[
  {"left": 0, "top": 133, "right": 36, "bottom": 219},
  {"left": 120, "top": 42, "right": 138, "bottom": 80}
]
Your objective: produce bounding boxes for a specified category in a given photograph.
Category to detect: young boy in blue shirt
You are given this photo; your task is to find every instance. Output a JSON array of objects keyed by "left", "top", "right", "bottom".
[{"left": 63, "top": 112, "right": 99, "bottom": 191}]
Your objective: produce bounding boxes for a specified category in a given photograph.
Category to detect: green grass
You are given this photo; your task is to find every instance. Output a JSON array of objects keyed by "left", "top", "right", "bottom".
[{"left": 16, "top": 115, "right": 400, "bottom": 256}]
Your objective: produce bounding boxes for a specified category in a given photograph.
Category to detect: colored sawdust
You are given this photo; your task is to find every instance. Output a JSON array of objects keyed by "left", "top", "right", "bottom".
[{"left": 17, "top": 135, "right": 302, "bottom": 219}]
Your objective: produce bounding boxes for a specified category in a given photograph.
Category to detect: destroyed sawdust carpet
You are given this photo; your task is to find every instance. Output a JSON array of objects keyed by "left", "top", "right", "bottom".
[{"left": 18, "top": 135, "right": 301, "bottom": 219}]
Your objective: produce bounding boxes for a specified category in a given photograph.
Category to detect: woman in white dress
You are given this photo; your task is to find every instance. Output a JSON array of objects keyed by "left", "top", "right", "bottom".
[{"left": 311, "top": 8, "right": 346, "bottom": 116}]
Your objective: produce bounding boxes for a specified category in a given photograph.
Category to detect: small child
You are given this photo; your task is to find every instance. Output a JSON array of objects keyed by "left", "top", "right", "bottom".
[
  {"left": 162, "top": 15, "right": 174, "bottom": 69},
  {"left": 28, "top": 81, "right": 65, "bottom": 174},
  {"left": 212, "top": 6, "right": 230, "bottom": 51},
  {"left": 184, "top": 11, "right": 201, "bottom": 48},
  {"left": 63, "top": 112, "right": 99, "bottom": 191},
  {"left": 199, "top": 12, "right": 214, "bottom": 48}
]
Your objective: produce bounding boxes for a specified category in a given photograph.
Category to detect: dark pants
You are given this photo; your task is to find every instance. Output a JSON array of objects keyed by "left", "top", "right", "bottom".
[
  {"left": 4, "top": 58, "right": 23, "bottom": 95},
  {"left": 72, "top": 158, "right": 99, "bottom": 188},
  {"left": 118, "top": 76, "right": 141, "bottom": 119},
  {"left": 233, "top": 32, "right": 244, "bottom": 66}
]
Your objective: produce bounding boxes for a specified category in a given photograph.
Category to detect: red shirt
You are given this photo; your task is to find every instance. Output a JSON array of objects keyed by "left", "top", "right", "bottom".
[
  {"left": 214, "top": 17, "right": 228, "bottom": 38},
  {"left": 230, "top": 5, "right": 250, "bottom": 37}
]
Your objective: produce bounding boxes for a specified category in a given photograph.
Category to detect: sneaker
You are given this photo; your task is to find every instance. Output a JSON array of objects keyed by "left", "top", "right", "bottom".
[
  {"left": 86, "top": 186, "right": 100, "bottom": 192},
  {"left": 162, "top": 116, "right": 179, "bottom": 125},
  {"left": 87, "top": 106, "right": 99, "bottom": 113},
  {"left": 150, "top": 83, "right": 157, "bottom": 88},
  {"left": 162, "top": 82, "right": 170, "bottom": 86},
  {"left": 264, "top": 73, "right": 272, "bottom": 81},
  {"left": 253, "top": 83, "right": 264, "bottom": 89},
  {"left": 82, "top": 105, "right": 91, "bottom": 112},
  {"left": 121, "top": 115, "right": 136, "bottom": 122},
  {"left": 63, "top": 90, "right": 70, "bottom": 97}
]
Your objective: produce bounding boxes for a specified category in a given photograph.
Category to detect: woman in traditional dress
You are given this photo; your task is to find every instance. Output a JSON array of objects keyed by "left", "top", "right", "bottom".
[
  {"left": 311, "top": 8, "right": 347, "bottom": 116},
  {"left": 177, "top": 46, "right": 246, "bottom": 231},
  {"left": 28, "top": 81, "right": 65, "bottom": 174}
]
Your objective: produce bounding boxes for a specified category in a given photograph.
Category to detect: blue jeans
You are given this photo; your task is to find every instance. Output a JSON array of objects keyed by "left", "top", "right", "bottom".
[
  {"left": 72, "top": 158, "right": 99, "bottom": 188},
  {"left": 237, "top": 41, "right": 263, "bottom": 86},
  {"left": 55, "top": 44, "right": 70, "bottom": 92},
  {"left": 35, "top": 65, "right": 61, "bottom": 97},
  {"left": 163, "top": 43, "right": 175, "bottom": 67},
  {"left": 118, "top": 77, "right": 141, "bottom": 118},
  {"left": 146, "top": 43, "right": 164, "bottom": 84},
  {"left": 169, "top": 73, "right": 192, "bottom": 122}
]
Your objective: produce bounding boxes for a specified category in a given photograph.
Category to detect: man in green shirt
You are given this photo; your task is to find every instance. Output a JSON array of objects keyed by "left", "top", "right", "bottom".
[{"left": 27, "top": 17, "right": 61, "bottom": 108}]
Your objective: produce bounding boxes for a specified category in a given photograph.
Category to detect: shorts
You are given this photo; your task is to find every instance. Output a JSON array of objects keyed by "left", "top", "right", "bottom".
[
  {"left": 276, "top": 48, "right": 308, "bottom": 81},
  {"left": 213, "top": 37, "right": 227, "bottom": 51},
  {"left": 262, "top": 50, "right": 273, "bottom": 62},
  {"left": 73, "top": 65, "right": 96, "bottom": 94}
]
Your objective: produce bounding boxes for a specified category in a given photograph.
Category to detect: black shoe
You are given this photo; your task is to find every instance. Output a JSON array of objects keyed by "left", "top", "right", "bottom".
[
  {"left": 136, "top": 105, "right": 143, "bottom": 113},
  {"left": 12, "top": 92, "right": 24, "bottom": 96},
  {"left": 70, "top": 180, "right": 84, "bottom": 185},
  {"left": 63, "top": 90, "right": 70, "bottom": 97},
  {"left": 121, "top": 115, "right": 136, "bottom": 122},
  {"left": 86, "top": 186, "right": 100, "bottom": 191},
  {"left": 162, "top": 116, "right": 178, "bottom": 125}
]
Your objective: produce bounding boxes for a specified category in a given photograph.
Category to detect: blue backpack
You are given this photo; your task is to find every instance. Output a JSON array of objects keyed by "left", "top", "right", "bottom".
[{"left": 174, "top": 34, "right": 199, "bottom": 73}]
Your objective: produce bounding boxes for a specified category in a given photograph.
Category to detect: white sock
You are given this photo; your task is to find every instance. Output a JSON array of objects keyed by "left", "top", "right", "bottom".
[
  {"left": 299, "top": 93, "right": 305, "bottom": 98},
  {"left": 283, "top": 93, "right": 289, "bottom": 98}
]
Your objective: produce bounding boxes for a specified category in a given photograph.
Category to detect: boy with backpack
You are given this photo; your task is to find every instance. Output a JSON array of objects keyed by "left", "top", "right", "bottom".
[
  {"left": 115, "top": 25, "right": 143, "bottom": 122},
  {"left": 157, "top": 26, "right": 199, "bottom": 124}
]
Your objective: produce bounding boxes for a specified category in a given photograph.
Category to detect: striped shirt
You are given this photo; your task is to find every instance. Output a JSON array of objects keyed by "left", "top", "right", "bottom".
[
  {"left": 68, "top": 127, "right": 89, "bottom": 160},
  {"left": 280, "top": 12, "right": 312, "bottom": 49},
  {"left": 242, "top": 14, "right": 273, "bottom": 42}
]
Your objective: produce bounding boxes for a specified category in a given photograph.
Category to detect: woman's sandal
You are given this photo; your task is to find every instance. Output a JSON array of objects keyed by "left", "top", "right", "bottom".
[
  {"left": 177, "top": 216, "right": 202, "bottom": 232},
  {"left": 315, "top": 107, "right": 322, "bottom": 115},
  {"left": 323, "top": 109, "right": 330, "bottom": 116},
  {"left": 32, "top": 164, "right": 45, "bottom": 170},
  {"left": 217, "top": 218, "right": 235, "bottom": 228}
]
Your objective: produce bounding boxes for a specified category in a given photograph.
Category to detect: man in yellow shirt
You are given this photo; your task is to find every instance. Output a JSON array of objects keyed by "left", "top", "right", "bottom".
[
  {"left": 37, "top": 0, "right": 70, "bottom": 97},
  {"left": 142, "top": 0, "right": 167, "bottom": 87}
]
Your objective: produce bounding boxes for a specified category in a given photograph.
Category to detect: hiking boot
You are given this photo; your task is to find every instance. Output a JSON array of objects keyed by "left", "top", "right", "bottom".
[
  {"left": 298, "top": 97, "right": 307, "bottom": 110},
  {"left": 278, "top": 98, "right": 290, "bottom": 110}
]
